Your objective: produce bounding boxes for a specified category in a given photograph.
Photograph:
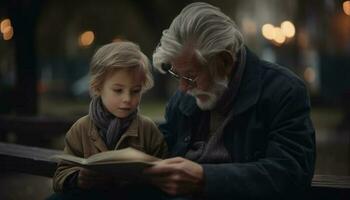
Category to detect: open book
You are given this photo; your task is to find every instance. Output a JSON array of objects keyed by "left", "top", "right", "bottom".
[{"left": 51, "top": 147, "right": 160, "bottom": 179}]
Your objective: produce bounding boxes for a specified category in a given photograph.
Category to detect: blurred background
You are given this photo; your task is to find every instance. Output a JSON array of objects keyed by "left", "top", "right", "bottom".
[{"left": 0, "top": 0, "right": 350, "bottom": 199}]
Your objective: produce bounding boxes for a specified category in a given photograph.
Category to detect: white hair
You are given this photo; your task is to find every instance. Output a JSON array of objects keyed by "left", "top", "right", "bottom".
[
  {"left": 90, "top": 41, "right": 154, "bottom": 96},
  {"left": 153, "top": 2, "right": 244, "bottom": 74}
]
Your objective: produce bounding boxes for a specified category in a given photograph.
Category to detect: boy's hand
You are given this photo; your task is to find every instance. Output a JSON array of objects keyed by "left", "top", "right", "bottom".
[{"left": 77, "top": 168, "right": 113, "bottom": 189}]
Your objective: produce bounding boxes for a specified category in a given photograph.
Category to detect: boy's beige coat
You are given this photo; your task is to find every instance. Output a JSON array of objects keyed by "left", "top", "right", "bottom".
[{"left": 53, "top": 114, "right": 167, "bottom": 192}]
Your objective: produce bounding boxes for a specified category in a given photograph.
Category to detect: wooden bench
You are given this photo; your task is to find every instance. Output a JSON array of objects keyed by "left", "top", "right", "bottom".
[
  {"left": 0, "top": 142, "right": 349, "bottom": 199},
  {"left": 0, "top": 141, "right": 62, "bottom": 177}
]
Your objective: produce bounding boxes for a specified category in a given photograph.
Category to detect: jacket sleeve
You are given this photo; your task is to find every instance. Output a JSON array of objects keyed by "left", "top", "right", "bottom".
[
  {"left": 52, "top": 121, "right": 84, "bottom": 192},
  {"left": 145, "top": 117, "right": 169, "bottom": 159},
  {"left": 202, "top": 84, "right": 315, "bottom": 199},
  {"left": 158, "top": 91, "right": 182, "bottom": 152}
]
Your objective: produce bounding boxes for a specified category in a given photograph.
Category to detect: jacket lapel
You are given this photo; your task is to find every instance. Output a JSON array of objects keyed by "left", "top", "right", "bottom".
[
  {"left": 88, "top": 129, "right": 108, "bottom": 152},
  {"left": 232, "top": 47, "right": 262, "bottom": 116},
  {"left": 88, "top": 115, "right": 139, "bottom": 151},
  {"left": 115, "top": 116, "right": 138, "bottom": 149},
  {"left": 179, "top": 93, "right": 200, "bottom": 117}
]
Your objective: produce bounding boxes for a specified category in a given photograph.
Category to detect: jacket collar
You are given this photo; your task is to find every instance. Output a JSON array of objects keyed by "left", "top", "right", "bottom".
[
  {"left": 231, "top": 47, "right": 262, "bottom": 116},
  {"left": 179, "top": 93, "right": 199, "bottom": 117},
  {"left": 88, "top": 115, "right": 139, "bottom": 151},
  {"left": 115, "top": 116, "right": 138, "bottom": 148},
  {"left": 178, "top": 46, "right": 262, "bottom": 117}
]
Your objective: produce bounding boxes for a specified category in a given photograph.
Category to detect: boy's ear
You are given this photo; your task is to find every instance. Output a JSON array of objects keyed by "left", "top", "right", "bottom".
[{"left": 93, "top": 87, "right": 101, "bottom": 96}]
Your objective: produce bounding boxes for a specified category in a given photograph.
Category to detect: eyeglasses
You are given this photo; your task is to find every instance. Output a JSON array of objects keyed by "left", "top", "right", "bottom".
[{"left": 167, "top": 66, "right": 198, "bottom": 87}]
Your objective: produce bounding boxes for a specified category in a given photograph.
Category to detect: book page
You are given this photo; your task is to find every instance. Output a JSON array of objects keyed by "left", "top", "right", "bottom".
[
  {"left": 86, "top": 147, "right": 160, "bottom": 164},
  {"left": 51, "top": 147, "right": 161, "bottom": 179},
  {"left": 51, "top": 154, "right": 87, "bottom": 165}
]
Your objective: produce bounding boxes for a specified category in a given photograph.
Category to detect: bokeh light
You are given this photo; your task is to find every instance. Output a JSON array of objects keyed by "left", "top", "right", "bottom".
[
  {"left": 242, "top": 18, "right": 257, "bottom": 35},
  {"left": 304, "top": 67, "right": 316, "bottom": 83},
  {"left": 2, "top": 26, "right": 14, "bottom": 40},
  {"left": 0, "top": 18, "right": 11, "bottom": 33},
  {"left": 281, "top": 21, "right": 296, "bottom": 38},
  {"left": 343, "top": 1, "right": 350, "bottom": 16},
  {"left": 273, "top": 27, "right": 286, "bottom": 44},
  {"left": 78, "top": 31, "right": 95, "bottom": 47},
  {"left": 262, "top": 24, "right": 275, "bottom": 40}
]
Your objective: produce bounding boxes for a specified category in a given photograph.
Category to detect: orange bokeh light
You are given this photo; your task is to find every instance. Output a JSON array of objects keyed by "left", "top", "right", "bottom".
[
  {"left": 343, "top": 1, "right": 350, "bottom": 16},
  {"left": 79, "top": 31, "right": 95, "bottom": 47}
]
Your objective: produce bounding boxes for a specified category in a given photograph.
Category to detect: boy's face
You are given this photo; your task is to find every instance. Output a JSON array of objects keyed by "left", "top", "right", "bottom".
[{"left": 99, "top": 68, "right": 142, "bottom": 118}]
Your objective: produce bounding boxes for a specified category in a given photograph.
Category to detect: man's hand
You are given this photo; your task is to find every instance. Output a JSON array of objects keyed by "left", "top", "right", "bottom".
[
  {"left": 77, "top": 168, "right": 113, "bottom": 189},
  {"left": 143, "top": 157, "right": 204, "bottom": 196}
]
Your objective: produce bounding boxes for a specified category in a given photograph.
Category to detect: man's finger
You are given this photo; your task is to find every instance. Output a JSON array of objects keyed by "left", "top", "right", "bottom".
[
  {"left": 144, "top": 158, "right": 185, "bottom": 175},
  {"left": 157, "top": 157, "right": 184, "bottom": 164}
]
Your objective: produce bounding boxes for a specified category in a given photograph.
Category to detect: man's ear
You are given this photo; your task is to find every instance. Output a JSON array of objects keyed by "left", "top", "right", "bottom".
[{"left": 216, "top": 51, "right": 234, "bottom": 78}]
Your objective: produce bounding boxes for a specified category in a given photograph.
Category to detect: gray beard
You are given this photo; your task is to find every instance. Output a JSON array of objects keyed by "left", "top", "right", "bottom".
[{"left": 187, "top": 79, "right": 228, "bottom": 110}]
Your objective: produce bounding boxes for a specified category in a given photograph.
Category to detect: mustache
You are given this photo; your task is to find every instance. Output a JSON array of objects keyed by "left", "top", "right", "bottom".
[
  {"left": 187, "top": 89, "right": 214, "bottom": 97},
  {"left": 187, "top": 79, "right": 229, "bottom": 97}
]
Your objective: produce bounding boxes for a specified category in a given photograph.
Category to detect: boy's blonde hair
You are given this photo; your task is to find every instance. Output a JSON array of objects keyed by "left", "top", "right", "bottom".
[{"left": 89, "top": 41, "right": 154, "bottom": 97}]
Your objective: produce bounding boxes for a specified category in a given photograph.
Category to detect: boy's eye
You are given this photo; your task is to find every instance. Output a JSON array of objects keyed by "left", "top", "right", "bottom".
[
  {"left": 113, "top": 89, "right": 123, "bottom": 94},
  {"left": 132, "top": 89, "right": 141, "bottom": 94}
]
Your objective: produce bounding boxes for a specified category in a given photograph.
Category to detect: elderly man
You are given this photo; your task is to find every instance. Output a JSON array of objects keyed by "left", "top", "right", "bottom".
[{"left": 145, "top": 2, "right": 315, "bottom": 200}]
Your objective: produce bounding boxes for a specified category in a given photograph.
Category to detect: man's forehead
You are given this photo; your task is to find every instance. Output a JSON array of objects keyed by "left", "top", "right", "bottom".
[{"left": 172, "top": 46, "right": 200, "bottom": 72}]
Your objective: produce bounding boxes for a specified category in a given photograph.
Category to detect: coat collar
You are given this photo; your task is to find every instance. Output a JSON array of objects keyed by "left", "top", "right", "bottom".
[
  {"left": 178, "top": 46, "right": 262, "bottom": 117},
  {"left": 88, "top": 115, "right": 139, "bottom": 151},
  {"left": 231, "top": 47, "right": 262, "bottom": 116}
]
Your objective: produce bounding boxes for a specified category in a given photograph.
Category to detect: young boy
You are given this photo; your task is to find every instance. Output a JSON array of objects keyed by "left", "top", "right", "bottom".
[{"left": 51, "top": 41, "right": 167, "bottom": 199}]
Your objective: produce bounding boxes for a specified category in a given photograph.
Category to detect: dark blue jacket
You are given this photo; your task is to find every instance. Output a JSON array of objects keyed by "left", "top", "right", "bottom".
[{"left": 159, "top": 47, "right": 316, "bottom": 199}]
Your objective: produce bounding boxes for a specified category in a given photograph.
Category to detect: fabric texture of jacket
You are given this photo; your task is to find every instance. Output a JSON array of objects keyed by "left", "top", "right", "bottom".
[
  {"left": 159, "top": 47, "right": 316, "bottom": 200},
  {"left": 53, "top": 114, "right": 168, "bottom": 192}
]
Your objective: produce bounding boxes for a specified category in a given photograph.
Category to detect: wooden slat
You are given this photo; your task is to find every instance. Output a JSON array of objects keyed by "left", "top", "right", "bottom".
[
  {"left": 0, "top": 142, "right": 61, "bottom": 177},
  {"left": 308, "top": 175, "right": 350, "bottom": 199},
  {"left": 312, "top": 174, "right": 350, "bottom": 189}
]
